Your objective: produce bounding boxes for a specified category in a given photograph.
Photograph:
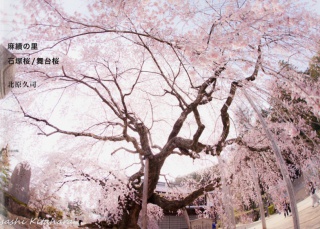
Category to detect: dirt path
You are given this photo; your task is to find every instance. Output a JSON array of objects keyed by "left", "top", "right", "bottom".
[{"left": 236, "top": 190, "right": 320, "bottom": 229}]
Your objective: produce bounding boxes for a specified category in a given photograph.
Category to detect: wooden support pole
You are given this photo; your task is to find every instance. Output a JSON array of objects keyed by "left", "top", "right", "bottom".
[{"left": 141, "top": 158, "right": 149, "bottom": 229}]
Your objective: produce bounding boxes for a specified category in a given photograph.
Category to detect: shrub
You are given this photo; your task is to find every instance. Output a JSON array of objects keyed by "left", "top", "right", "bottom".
[
  {"left": 268, "top": 204, "right": 275, "bottom": 215},
  {"left": 45, "top": 206, "right": 64, "bottom": 220}
]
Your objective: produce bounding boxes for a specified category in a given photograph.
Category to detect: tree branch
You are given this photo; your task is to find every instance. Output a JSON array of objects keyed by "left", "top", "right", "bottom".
[{"left": 149, "top": 178, "right": 221, "bottom": 212}]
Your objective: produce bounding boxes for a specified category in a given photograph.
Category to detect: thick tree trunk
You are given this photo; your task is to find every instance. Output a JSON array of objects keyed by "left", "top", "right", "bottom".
[
  {"left": 118, "top": 201, "right": 142, "bottom": 229},
  {"left": 117, "top": 155, "right": 165, "bottom": 229}
]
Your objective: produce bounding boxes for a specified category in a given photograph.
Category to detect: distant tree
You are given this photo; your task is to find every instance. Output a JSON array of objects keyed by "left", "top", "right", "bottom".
[
  {"left": 29, "top": 184, "right": 60, "bottom": 213},
  {"left": 67, "top": 201, "right": 83, "bottom": 218},
  {"left": 307, "top": 51, "right": 320, "bottom": 81},
  {"left": 0, "top": 145, "right": 11, "bottom": 192},
  {"left": 266, "top": 63, "right": 320, "bottom": 181}
]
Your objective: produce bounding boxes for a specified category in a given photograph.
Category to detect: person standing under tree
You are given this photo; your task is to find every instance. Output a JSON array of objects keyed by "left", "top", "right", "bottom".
[
  {"left": 212, "top": 221, "right": 216, "bottom": 229},
  {"left": 308, "top": 181, "right": 320, "bottom": 207},
  {"left": 282, "top": 200, "right": 291, "bottom": 217}
]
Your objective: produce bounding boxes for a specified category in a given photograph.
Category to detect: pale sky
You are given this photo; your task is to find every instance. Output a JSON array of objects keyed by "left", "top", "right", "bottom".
[{"left": 1, "top": 0, "right": 320, "bottom": 42}]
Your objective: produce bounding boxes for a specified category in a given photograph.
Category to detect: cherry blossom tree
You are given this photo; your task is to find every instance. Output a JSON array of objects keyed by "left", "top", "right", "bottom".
[{"left": 2, "top": 0, "right": 320, "bottom": 228}]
